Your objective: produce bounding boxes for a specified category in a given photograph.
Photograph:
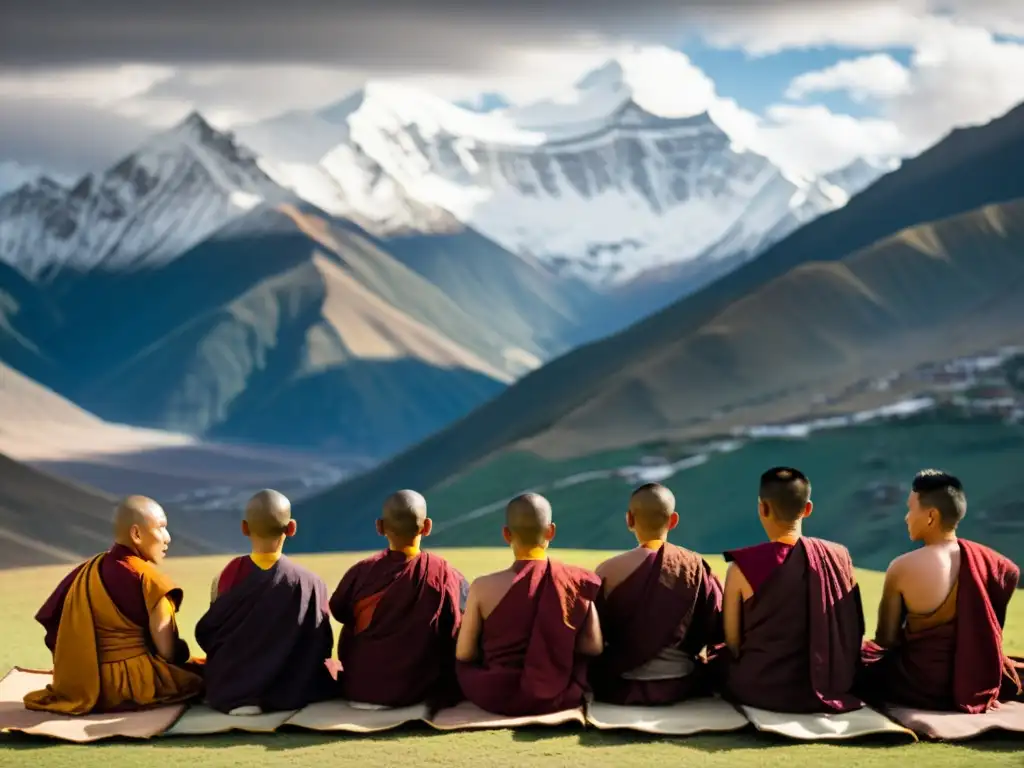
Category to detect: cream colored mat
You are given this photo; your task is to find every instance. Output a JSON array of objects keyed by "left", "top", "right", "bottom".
[
  {"left": 741, "top": 704, "right": 917, "bottom": 741},
  {"left": 885, "top": 701, "right": 1024, "bottom": 741},
  {"left": 287, "top": 700, "right": 430, "bottom": 732},
  {"left": 0, "top": 667, "right": 186, "bottom": 743},
  {"left": 164, "top": 704, "right": 299, "bottom": 735},
  {"left": 426, "top": 701, "right": 586, "bottom": 731},
  {"left": 586, "top": 697, "right": 750, "bottom": 735}
]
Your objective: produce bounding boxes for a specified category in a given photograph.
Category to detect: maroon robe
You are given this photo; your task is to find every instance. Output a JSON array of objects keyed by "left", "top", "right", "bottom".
[
  {"left": 35, "top": 543, "right": 194, "bottom": 667},
  {"left": 591, "top": 543, "right": 724, "bottom": 705},
  {"left": 195, "top": 555, "right": 336, "bottom": 713},
  {"left": 456, "top": 558, "right": 602, "bottom": 716},
  {"left": 859, "top": 539, "right": 1023, "bottom": 711},
  {"left": 330, "top": 550, "right": 468, "bottom": 708},
  {"left": 720, "top": 537, "right": 865, "bottom": 713}
]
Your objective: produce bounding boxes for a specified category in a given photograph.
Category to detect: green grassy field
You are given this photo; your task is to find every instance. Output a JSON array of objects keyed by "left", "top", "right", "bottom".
[
  {"left": 424, "top": 421, "right": 1024, "bottom": 571},
  {"left": 1, "top": 548, "right": 1022, "bottom": 766}
]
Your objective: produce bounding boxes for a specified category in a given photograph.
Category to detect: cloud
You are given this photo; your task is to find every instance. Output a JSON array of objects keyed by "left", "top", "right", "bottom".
[
  {"left": 785, "top": 54, "right": 912, "bottom": 102},
  {"left": 779, "top": 20, "right": 1024, "bottom": 155},
  {"left": 753, "top": 105, "right": 907, "bottom": 174},
  {"left": 0, "top": 0, "right": 822, "bottom": 68}
]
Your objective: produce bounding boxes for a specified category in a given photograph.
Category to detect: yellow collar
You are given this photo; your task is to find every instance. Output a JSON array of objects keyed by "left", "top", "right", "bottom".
[
  {"left": 515, "top": 546, "right": 548, "bottom": 561},
  {"left": 250, "top": 551, "right": 282, "bottom": 570},
  {"left": 773, "top": 534, "right": 800, "bottom": 546},
  {"left": 640, "top": 539, "right": 665, "bottom": 551},
  {"left": 390, "top": 545, "right": 420, "bottom": 558}
]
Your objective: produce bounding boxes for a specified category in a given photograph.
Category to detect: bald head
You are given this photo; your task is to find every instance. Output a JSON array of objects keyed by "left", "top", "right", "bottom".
[
  {"left": 244, "top": 489, "right": 292, "bottom": 538},
  {"left": 381, "top": 490, "right": 428, "bottom": 539},
  {"left": 629, "top": 483, "right": 677, "bottom": 536},
  {"left": 505, "top": 493, "right": 553, "bottom": 546},
  {"left": 114, "top": 495, "right": 165, "bottom": 539},
  {"left": 113, "top": 495, "right": 170, "bottom": 563}
]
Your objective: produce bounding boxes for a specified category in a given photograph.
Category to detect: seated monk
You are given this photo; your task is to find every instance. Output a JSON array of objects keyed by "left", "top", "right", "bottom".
[
  {"left": 456, "top": 493, "right": 603, "bottom": 716},
  {"left": 590, "top": 483, "right": 724, "bottom": 705},
  {"left": 24, "top": 496, "right": 204, "bottom": 715},
  {"left": 195, "top": 490, "right": 336, "bottom": 715},
  {"left": 329, "top": 490, "right": 468, "bottom": 709},
  {"left": 859, "top": 470, "right": 1023, "bottom": 711},
  {"left": 719, "top": 467, "right": 864, "bottom": 714}
]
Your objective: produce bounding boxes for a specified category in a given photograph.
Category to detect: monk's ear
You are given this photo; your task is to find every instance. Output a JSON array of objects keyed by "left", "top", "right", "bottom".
[
  {"left": 421, "top": 518, "right": 433, "bottom": 537},
  {"left": 802, "top": 501, "right": 813, "bottom": 519},
  {"left": 502, "top": 526, "right": 513, "bottom": 545},
  {"left": 625, "top": 509, "right": 635, "bottom": 530},
  {"left": 668, "top": 511, "right": 680, "bottom": 530},
  {"left": 285, "top": 520, "right": 298, "bottom": 538},
  {"left": 241, "top": 520, "right": 251, "bottom": 537},
  {"left": 757, "top": 499, "right": 769, "bottom": 519},
  {"left": 375, "top": 519, "right": 385, "bottom": 537},
  {"left": 545, "top": 523, "right": 557, "bottom": 542}
]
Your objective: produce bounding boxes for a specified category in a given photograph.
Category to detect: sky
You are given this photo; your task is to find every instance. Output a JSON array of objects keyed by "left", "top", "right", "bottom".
[{"left": 1, "top": 0, "right": 1024, "bottom": 178}]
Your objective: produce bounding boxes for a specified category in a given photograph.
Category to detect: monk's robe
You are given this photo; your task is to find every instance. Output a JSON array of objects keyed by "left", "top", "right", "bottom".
[
  {"left": 591, "top": 543, "right": 723, "bottom": 705},
  {"left": 196, "top": 554, "right": 336, "bottom": 713},
  {"left": 719, "top": 537, "right": 864, "bottom": 713},
  {"left": 24, "top": 544, "right": 203, "bottom": 715},
  {"left": 330, "top": 549, "right": 468, "bottom": 708},
  {"left": 859, "top": 539, "right": 1023, "bottom": 711},
  {"left": 457, "top": 559, "right": 602, "bottom": 717}
]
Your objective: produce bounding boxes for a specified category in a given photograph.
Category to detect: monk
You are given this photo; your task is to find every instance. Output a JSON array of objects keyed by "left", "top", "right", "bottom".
[
  {"left": 590, "top": 483, "right": 724, "bottom": 705},
  {"left": 859, "top": 470, "right": 1023, "bottom": 711},
  {"left": 195, "top": 490, "right": 336, "bottom": 715},
  {"left": 456, "top": 493, "right": 603, "bottom": 716},
  {"left": 329, "top": 490, "right": 468, "bottom": 708},
  {"left": 24, "top": 496, "right": 204, "bottom": 715},
  {"left": 718, "top": 467, "right": 865, "bottom": 713}
]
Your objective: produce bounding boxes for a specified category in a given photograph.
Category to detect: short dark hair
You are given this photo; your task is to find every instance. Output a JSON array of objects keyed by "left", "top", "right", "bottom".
[
  {"left": 759, "top": 467, "right": 811, "bottom": 522},
  {"left": 911, "top": 469, "right": 966, "bottom": 529}
]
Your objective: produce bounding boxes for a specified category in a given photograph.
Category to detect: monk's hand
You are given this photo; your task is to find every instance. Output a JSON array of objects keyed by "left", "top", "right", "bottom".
[{"left": 324, "top": 658, "right": 343, "bottom": 680}]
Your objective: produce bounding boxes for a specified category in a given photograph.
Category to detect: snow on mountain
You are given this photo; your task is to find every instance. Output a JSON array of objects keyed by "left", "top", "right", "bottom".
[
  {"left": 823, "top": 156, "right": 901, "bottom": 201},
  {"left": 0, "top": 113, "right": 289, "bottom": 278},
  {"left": 0, "top": 161, "right": 69, "bottom": 196},
  {"left": 236, "top": 48, "right": 864, "bottom": 286}
]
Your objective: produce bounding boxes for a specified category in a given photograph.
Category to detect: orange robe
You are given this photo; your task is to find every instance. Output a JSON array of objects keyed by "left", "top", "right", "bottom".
[{"left": 23, "top": 552, "right": 203, "bottom": 714}]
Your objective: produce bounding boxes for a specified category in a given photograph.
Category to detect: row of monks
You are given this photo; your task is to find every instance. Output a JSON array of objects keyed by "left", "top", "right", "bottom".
[{"left": 23, "top": 467, "right": 1023, "bottom": 719}]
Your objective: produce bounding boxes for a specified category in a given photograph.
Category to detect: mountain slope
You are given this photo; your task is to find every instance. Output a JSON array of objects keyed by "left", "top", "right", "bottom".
[
  {"left": 36, "top": 203, "right": 512, "bottom": 456},
  {"left": 0, "top": 113, "right": 288, "bottom": 279},
  {"left": 293, "top": 99, "right": 1024, "bottom": 537},
  {"left": 237, "top": 48, "right": 858, "bottom": 288}
]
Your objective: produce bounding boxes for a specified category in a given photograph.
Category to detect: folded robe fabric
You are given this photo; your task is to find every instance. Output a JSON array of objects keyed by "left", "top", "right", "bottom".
[
  {"left": 590, "top": 542, "right": 723, "bottom": 705},
  {"left": 330, "top": 549, "right": 467, "bottom": 709},
  {"left": 720, "top": 537, "right": 865, "bottom": 714},
  {"left": 859, "top": 538, "right": 1022, "bottom": 712},
  {"left": 457, "top": 558, "right": 601, "bottom": 717},
  {"left": 196, "top": 555, "right": 336, "bottom": 713}
]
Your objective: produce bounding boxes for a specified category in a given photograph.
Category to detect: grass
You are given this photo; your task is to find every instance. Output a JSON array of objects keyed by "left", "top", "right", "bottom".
[
  {"left": 425, "top": 421, "right": 1024, "bottom": 571},
  {"left": 1, "top": 548, "right": 1022, "bottom": 767}
]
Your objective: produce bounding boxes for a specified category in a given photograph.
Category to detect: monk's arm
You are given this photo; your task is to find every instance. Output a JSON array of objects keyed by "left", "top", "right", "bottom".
[
  {"left": 455, "top": 583, "right": 483, "bottom": 662},
  {"left": 723, "top": 563, "right": 746, "bottom": 658},
  {"left": 873, "top": 564, "right": 904, "bottom": 648},
  {"left": 209, "top": 575, "right": 219, "bottom": 605},
  {"left": 575, "top": 601, "right": 603, "bottom": 656},
  {"left": 148, "top": 597, "right": 178, "bottom": 661}
]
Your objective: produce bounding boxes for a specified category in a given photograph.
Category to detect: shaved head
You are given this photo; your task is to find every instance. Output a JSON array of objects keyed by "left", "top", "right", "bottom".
[
  {"left": 114, "top": 495, "right": 165, "bottom": 538},
  {"left": 382, "top": 490, "right": 428, "bottom": 538},
  {"left": 113, "top": 495, "right": 170, "bottom": 563},
  {"left": 505, "top": 493, "right": 553, "bottom": 546},
  {"left": 629, "top": 483, "right": 676, "bottom": 534},
  {"left": 244, "top": 489, "right": 292, "bottom": 538}
]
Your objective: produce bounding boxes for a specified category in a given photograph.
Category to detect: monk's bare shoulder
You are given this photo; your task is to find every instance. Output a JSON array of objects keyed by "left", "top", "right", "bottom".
[{"left": 595, "top": 549, "right": 642, "bottom": 577}]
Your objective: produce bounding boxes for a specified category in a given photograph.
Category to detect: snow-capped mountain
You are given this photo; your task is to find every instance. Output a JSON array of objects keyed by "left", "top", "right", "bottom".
[
  {"left": 0, "top": 161, "right": 68, "bottom": 197},
  {"left": 823, "top": 157, "right": 901, "bottom": 201},
  {"left": 234, "top": 48, "right": 880, "bottom": 286},
  {"left": 0, "top": 113, "right": 289, "bottom": 278}
]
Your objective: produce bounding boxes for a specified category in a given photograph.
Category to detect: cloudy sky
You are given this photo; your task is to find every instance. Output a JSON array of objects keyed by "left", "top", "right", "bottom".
[{"left": 1, "top": 0, "right": 1023, "bottom": 178}]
